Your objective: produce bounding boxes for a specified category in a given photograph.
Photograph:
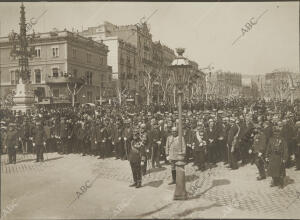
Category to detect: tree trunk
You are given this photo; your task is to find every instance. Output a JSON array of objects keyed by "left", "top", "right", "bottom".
[
  {"left": 72, "top": 93, "right": 75, "bottom": 107},
  {"left": 147, "top": 92, "right": 150, "bottom": 106}
]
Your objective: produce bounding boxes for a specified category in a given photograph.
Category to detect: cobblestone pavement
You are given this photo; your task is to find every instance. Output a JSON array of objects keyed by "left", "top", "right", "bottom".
[
  {"left": 1, "top": 153, "right": 62, "bottom": 175},
  {"left": 2, "top": 153, "right": 300, "bottom": 218},
  {"left": 91, "top": 157, "right": 300, "bottom": 217}
]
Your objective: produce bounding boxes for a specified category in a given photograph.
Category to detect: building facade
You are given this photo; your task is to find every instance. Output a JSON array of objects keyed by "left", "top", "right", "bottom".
[
  {"left": 206, "top": 70, "right": 242, "bottom": 98},
  {"left": 0, "top": 30, "right": 111, "bottom": 105},
  {"left": 81, "top": 21, "right": 153, "bottom": 102},
  {"left": 264, "top": 70, "right": 300, "bottom": 101}
]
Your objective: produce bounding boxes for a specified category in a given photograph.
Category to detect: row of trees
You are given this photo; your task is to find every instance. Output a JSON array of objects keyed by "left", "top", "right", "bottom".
[{"left": 140, "top": 66, "right": 206, "bottom": 106}]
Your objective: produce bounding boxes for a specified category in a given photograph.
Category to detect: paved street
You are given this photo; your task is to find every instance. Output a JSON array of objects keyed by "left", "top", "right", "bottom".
[{"left": 1, "top": 153, "right": 300, "bottom": 219}]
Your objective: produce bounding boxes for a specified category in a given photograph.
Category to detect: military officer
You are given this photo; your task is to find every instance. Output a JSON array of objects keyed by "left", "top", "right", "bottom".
[
  {"left": 128, "top": 129, "right": 145, "bottom": 188},
  {"left": 32, "top": 120, "right": 47, "bottom": 162},
  {"left": 266, "top": 122, "right": 288, "bottom": 188},
  {"left": 249, "top": 124, "right": 267, "bottom": 180}
]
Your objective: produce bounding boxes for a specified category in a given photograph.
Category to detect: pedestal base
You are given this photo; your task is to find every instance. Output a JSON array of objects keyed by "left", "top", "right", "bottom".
[{"left": 12, "top": 83, "right": 34, "bottom": 113}]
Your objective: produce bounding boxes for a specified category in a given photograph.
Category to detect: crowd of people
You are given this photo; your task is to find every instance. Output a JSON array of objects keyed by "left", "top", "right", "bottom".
[{"left": 1, "top": 98, "right": 300, "bottom": 189}]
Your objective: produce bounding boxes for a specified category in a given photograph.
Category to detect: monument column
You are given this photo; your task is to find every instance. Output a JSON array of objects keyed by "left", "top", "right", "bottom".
[{"left": 9, "top": 3, "right": 35, "bottom": 113}]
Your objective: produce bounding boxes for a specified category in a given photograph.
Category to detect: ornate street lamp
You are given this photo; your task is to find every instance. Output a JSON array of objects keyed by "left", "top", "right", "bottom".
[
  {"left": 9, "top": 3, "right": 36, "bottom": 112},
  {"left": 169, "top": 48, "right": 192, "bottom": 200}
]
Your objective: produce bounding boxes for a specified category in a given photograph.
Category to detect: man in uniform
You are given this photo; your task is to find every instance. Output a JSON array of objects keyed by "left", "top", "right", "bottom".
[
  {"left": 59, "top": 117, "right": 68, "bottom": 154},
  {"left": 128, "top": 128, "right": 145, "bottom": 188},
  {"left": 98, "top": 123, "right": 108, "bottom": 159},
  {"left": 165, "top": 127, "right": 186, "bottom": 185},
  {"left": 4, "top": 123, "right": 19, "bottom": 164},
  {"left": 249, "top": 124, "right": 267, "bottom": 180},
  {"left": 123, "top": 119, "right": 133, "bottom": 160},
  {"left": 112, "top": 121, "right": 124, "bottom": 159},
  {"left": 32, "top": 120, "right": 47, "bottom": 162},
  {"left": 266, "top": 122, "right": 288, "bottom": 188},
  {"left": 148, "top": 121, "right": 162, "bottom": 168}
]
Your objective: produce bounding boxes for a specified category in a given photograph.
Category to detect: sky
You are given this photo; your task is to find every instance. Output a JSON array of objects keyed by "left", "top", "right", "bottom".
[{"left": 0, "top": 1, "right": 299, "bottom": 75}]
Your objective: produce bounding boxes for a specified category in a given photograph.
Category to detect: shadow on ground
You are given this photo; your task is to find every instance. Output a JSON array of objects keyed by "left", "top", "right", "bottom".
[
  {"left": 186, "top": 174, "right": 199, "bottom": 183},
  {"left": 147, "top": 167, "right": 167, "bottom": 174},
  {"left": 283, "top": 176, "right": 295, "bottom": 187},
  {"left": 135, "top": 179, "right": 230, "bottom": 218},
  {"left": 44, "top": 156, "right": 64, "bottom": 162},
  {"left": 188, "top": 179, "right": 231, "bottom": 200},
  {"left": 143, "top": 180, "right": 164, "bottom": 188},
  {"left": 174, "top": 202, "right": 223, "bottom": 218}
]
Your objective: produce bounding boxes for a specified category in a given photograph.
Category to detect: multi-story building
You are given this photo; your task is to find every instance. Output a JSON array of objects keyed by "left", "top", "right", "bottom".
[
  {"left": 80, "top": 21, "right": 153, "bottom": 101},
  {"left": 151, "top": 41, "right": 176, "bottom": 103},
  {"left": 101, "top": 37, "right": 137, "bottom": 96},
  {"left": 0, "top": 30, "right": 111, "bottom": 104},
  {"left": 206, "top": 70, "right": 242, "bottom": 98},
  {"left": 264, "top": 70, "right": 300, "bottom": 101},
  {"left": 152, "top": 41, "right": 176, "bottom": 68}
]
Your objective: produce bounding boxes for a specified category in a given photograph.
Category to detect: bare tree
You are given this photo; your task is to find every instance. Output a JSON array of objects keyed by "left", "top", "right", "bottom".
[
  {"left": 157, "top": 67, "right": 173, "bottom": 102},
  {"left": 142, "top": 66, "right": 157, "bottom": 105},
  {"left": 66, "top": 77, "right": 85, "bottom": 107}
]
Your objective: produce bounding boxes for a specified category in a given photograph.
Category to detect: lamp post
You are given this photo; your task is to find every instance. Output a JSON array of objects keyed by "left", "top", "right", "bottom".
[
  {"left": 169, "top": 48, "right": 192, "bottom": 200},
  {"left": 9, "top": 3, "right": 36, "bottom": 112}
]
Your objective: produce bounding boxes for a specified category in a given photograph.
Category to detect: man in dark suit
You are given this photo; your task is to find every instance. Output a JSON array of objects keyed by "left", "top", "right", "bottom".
[
  {"left": 249, "top": 124, "right": 267, "bottom": 180},
  {"left": 32, "top": 120, "right": 47, "bottom": 162},
  {"left": 266, "top": 122, "right": 288, "bottom": 188},
  {"left": 148, "top": 121, "right": 162, "bottom": 168},
  {"left": 128, "top": 129, "right": 145, "bottom": 188},
  {"left": 4, "top": 123, "right": 19, "bottom": 164},
  {"left": 204, "top": 119, "right": 217, "bottom": 166},
  {"left": 227, "top": 118, "right": 240, "bottom": 170}
]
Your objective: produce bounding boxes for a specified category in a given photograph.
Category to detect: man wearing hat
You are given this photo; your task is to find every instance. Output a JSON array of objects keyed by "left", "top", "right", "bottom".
[
  {"left": 147, "top": 121, "right": 162, "bottom": 168},
  {"left": 192, "top": 125, "right": 206, "bottom": 171},
  {"left": 165, "top": 127, "right": 186, "bottom": 185},
  {"left": 204, "top": 118, "right": 217, "bottom": 167},
  {"left": 4, "top": 123, "right": 19, "bottom": 164},
  {"left": 128, "top": 128, "right": 145, "bottom": 188},
  {"left": 227, "top": 117, "right": 240, "bottom": 170},
  {"left": 249, "top": 124, "right": 267, "bottom": 180},
  {"left": 266, "top": 122, "right": 288, "bottom": 188},
  {"left": 112, "top": 121, "right": 124, "bottom": 160},
  {"left": 123, "top": 119, "right": 133, "bottom": 160},
  {"left": 184, "top": 122, "right": 193, "bottom": 164},
  {"left": 32, "top": 120, "right": 47, "bottom": 162}
]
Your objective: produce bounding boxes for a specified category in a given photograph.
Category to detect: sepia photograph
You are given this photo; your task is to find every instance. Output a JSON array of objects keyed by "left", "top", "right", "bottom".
[{"left": 0, "top": 1, "right": 299, "bottom": 219}]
